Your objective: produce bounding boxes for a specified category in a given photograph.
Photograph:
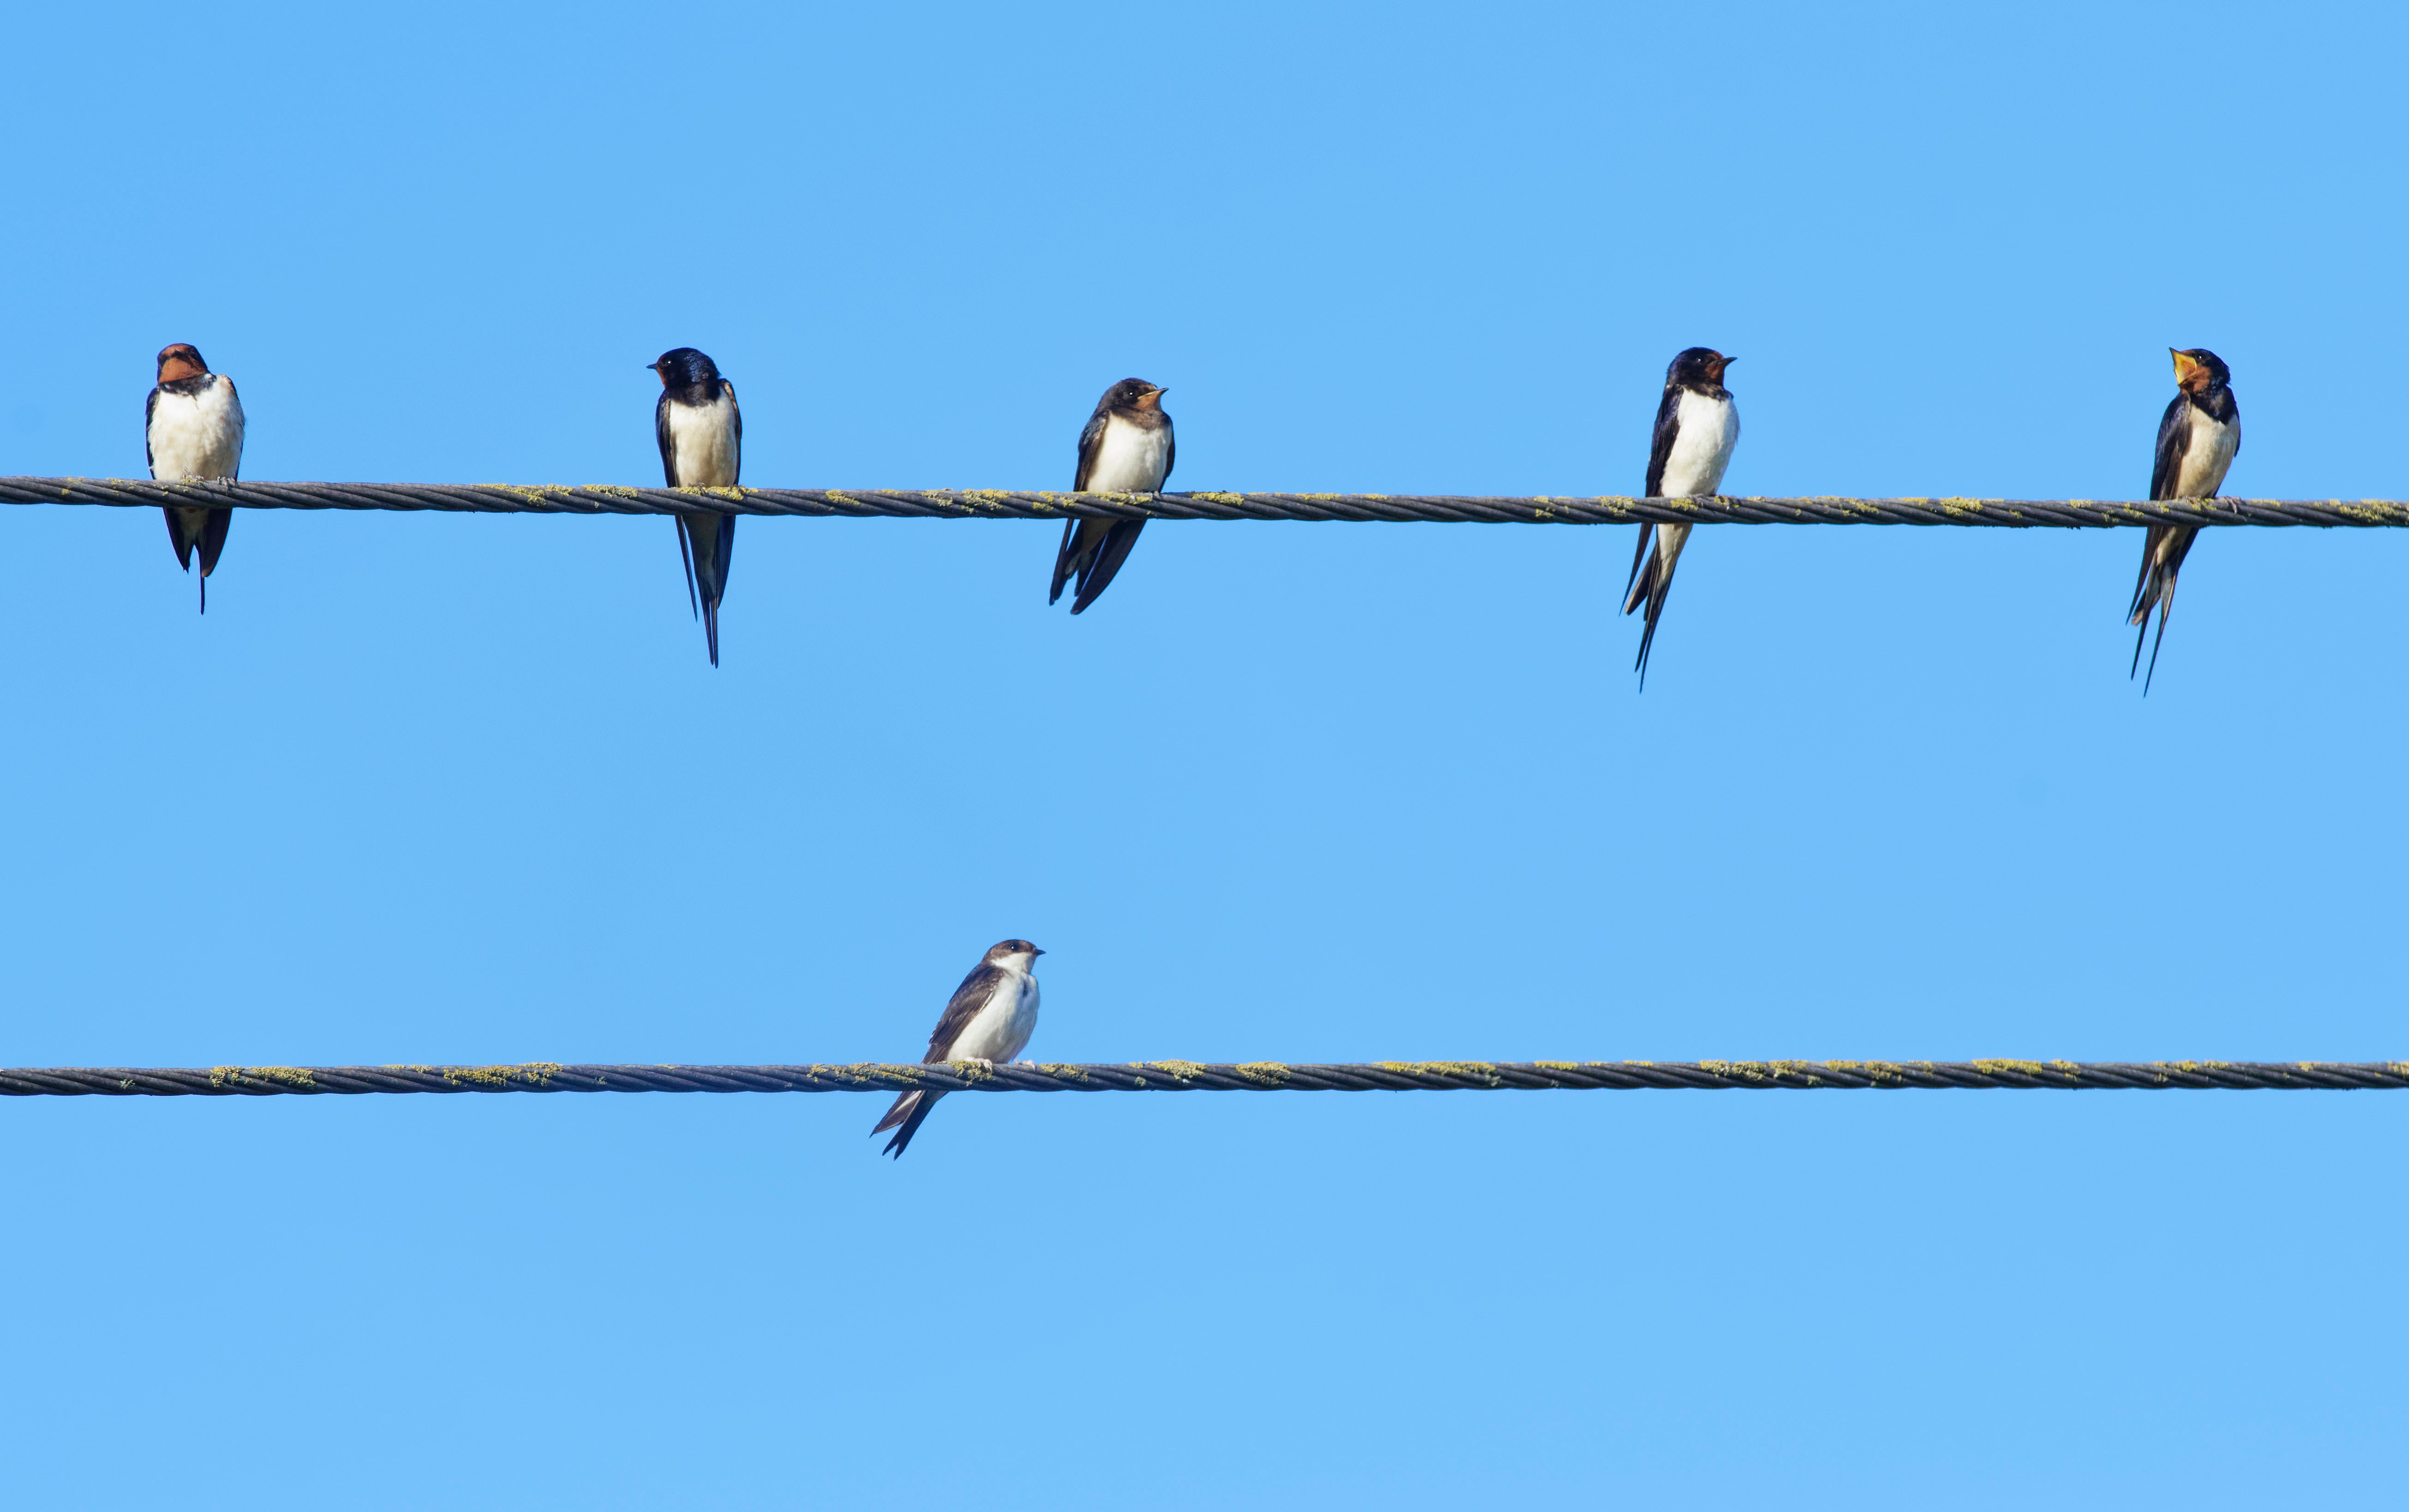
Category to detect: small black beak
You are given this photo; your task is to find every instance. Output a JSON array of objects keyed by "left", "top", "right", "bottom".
[{"left": 1033, "top": 947, "right": 1047, "bottom": 956}]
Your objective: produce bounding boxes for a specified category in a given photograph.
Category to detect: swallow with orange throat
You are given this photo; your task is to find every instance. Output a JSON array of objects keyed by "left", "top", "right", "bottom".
[
  {"left": 2129, "top": 347, "right": 2240, "bottom": 693},
  {"left": 144, "top": 343, "right": 245, "bottom": 612}
]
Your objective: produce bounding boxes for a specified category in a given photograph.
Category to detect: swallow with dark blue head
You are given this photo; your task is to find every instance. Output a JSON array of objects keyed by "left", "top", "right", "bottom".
[
  {"left": 1622, "top": 347, "right": 1740, "bottom": 690},
  {"left": 648, "top": 347, "right": 742, "bottom": 666},
  {"left": 1050, "top": 378, "right": 1172, "bottom": 614},
  {"left": 145, "top": 343, "right": 245, "bottom": 613},
  {"left": 2128, "top": 347, "right": 2240, "bottom": 693}
]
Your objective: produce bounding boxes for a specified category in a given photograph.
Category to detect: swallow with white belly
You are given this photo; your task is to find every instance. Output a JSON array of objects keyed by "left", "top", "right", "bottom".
[
  {"left": 650, "top": 347, "right": 742, "bottom": 666},
  {"left": 2129, "top": 347, "right": 2240, "bottom": 693},
  {"left": 873, "top": 939, "right": 1045, "bottom": 1159},
  {"left": 144, "top": 343, "right": 245, "bottom": 612},
  {"left": 1623, "top": 347, "right": 1739, "bottom": 688},
  {"left": 1051, "top": 378, "right": 1172, "bottom": 614}
]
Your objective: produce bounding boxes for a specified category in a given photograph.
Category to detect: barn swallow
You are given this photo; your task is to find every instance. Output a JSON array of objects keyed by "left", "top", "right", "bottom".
[
  {"left": 650, "top": 347, "right": 742, "bottom": 666},
  {"left": 872, "top": 939, "right": 1045, "bottom": 1159},
  {"left": 1623, "top": 347, "right": 1739, "bottom": 688},
  {"left": 1050, "top": 378, "right": 1173, "bottom": 614},
  {"left": 2129, "top": 347, "right": 2240, "bottom": 693},
  {"left": 144, "top": 343, "right": 245, "bottom": 613}
]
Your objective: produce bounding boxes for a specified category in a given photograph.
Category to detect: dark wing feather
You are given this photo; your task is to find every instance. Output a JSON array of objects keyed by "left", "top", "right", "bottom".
[
  {"left": 1622, "top": 526, "right": 1655, "bottom": 613},
  {"left": 2149, "top": 393, "right": 2190, "bottom": 502},
  {"left": 1049, "top": 519, "right": 1091, "bottom": 604},
  {"left": 2131, "top": 394, "right": 2198, "bottom": 633},
  {"left": 872, "top": 1088, "right": 944, "bottom": 1156},
  {"left": 1644, "top": 386, "right": 1682, "bottom": 498},
  {"left": 2139, "top": 392, "right": 2206, "bottom": 631},
  {"left": 1055, "top": 404, "right": 1117, "bottom": 601},
  {"left": 1633, "top": 541, "right": 1679, "bottom": 689},
  {"left": 923, "top": 961, "right": 1006, "bottom": 1062},
  {"left": 2129, "top": 525, "right": 2163, "bottom": 622},
  {"left": 2139, "top": 567, "right": 2184, "bottom": 694},
  {"left": 144, "top": 387, "right": 159, "bottom": 476},
  {"left": 163, "top": 509, "right": 195, "bottom": 571},
  {"left": 708, "top": 514, "right": 735, "bottom": 597},
  {"left": 197, "top": 508, "right": 233, "bottom": 578},
  {"left": 675, "top": 518, "right": 699, "bottom": 618},
  {"left": 1160, "top": 413, "right": 1175, "bottom": 488},
  {"left": 725, "top": 381, "right": 742, "bottom": 485},
  {"left": 693, "top": 514, "right": 732, "bottom": 667},
  {"left": 1623, "top": 386, "right": 1684, "bottom": 630},
  {"left": 1070, "top": 519, "right": 1146, "bottom": 614},
  {"left": 660, "top": 392, "right": 701, "bottom": 618},
  {"left": 873, "top": 1088, "right": 921, "bottom": 1135},
  {"left": 1072, "top": 404, "right": 1110, "bottom": 493}
]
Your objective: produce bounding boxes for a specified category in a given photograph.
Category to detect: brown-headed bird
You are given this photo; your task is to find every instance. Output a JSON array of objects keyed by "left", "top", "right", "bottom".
[
  {"left": 649, "top": 347, "right": 741, "bottom": 666},
  {"left": 1050, "top": 378, "right": 1172, "bottom": 614},
  {"left": 2129, "top": 347, "right": 2240, "bottom": 692},
  {"left": 1623, "top": 347, "right": 1739, "bottom": 688},
  {"left": 144, "top": 343, "right": 245, "bottom": 612},
  {"left": 872, "top": 939, "right": 1045, "bottom": 1159}
]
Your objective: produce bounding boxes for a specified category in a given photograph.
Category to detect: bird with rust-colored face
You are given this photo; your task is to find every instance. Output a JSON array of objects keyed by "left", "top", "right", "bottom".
[
  {"left": 1622, "top": 347, "right": 1739, "bottom": 688},
  {"left": 649, "top": 347, "right": 741, "bottom": 666},
  {"left": 144, "top": 342, "right": 246, "bottom": 613},
  {"left": 1050, "top": 377, "right": 1173, "bottom": 614},
  {"left": 2128, "top": 347, "right": 2240, "bottom": 693},
  {"left": 871, "top": 939, "right": 1046, "bottom": 1158}
]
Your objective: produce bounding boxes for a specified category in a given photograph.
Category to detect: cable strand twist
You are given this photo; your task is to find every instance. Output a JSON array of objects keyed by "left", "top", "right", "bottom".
[
  {"left": 5, "top": 478, "right": 2407, "bottom": 527},
  {"left": 3, "top": 1060, "right": 2403, "bottom": 1097}
]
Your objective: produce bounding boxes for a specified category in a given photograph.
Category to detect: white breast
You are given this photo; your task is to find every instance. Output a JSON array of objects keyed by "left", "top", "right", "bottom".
[
  {"left": 1657, "top": 389, "right": 1739, "bottom": 498},
  {"left": 666, "top": 389, "right": 740, "bottom": 487},
  {"left": 1085, "top": 414, "right": 1172, "bottom": 494},
  {"left": 2173, "top": 406, "right": 2240, "bottom": 499},
  {"left": 949, "top": 970, "right": 1040, "bottom": 1064},
  {"left": 147, "top": 376, "right": 245, "bottom": 482}
]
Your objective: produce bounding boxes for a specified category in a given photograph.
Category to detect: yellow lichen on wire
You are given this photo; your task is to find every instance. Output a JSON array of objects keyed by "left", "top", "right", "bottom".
[
  {"left": 207, "top": 1065, "right": 317, "bottom": 1089},
  {"left": 439, "top": 1063, "right": 561, "bottom": 1089}
]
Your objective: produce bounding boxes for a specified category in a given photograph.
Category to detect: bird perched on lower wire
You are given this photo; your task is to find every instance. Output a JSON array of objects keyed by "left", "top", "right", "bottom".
[
  {"left": 872, "top": 938, "right": 1045, "bottom": 1159},
  {"left": 1050, "top": 377, "right": 1173, "bottom": 614},
  {"left": 649, "top": 347, "right": 742, "bottom": 666},
  {"left": 1623, "top": 347, "right": 1739, "bottom": 687},
  {"left": 2129, "top": 347, "right": 2240, "bottom": 693},
  {"left": 144, "top": 343, "right": 246, "bottom": 613}
]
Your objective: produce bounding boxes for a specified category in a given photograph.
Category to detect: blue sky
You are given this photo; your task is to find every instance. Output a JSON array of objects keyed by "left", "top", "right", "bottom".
[{"left": 3, "top": 1, "right": 2403, "bottom": 1506}]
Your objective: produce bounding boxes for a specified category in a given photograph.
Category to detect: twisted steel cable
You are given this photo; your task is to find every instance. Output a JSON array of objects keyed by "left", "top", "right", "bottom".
[
  {"left": 3, "top": 1060, "right": 2403, "bottom": 1096},
  {"left": 4, "top": 477, "right": 2408, "bottom": 527}
]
